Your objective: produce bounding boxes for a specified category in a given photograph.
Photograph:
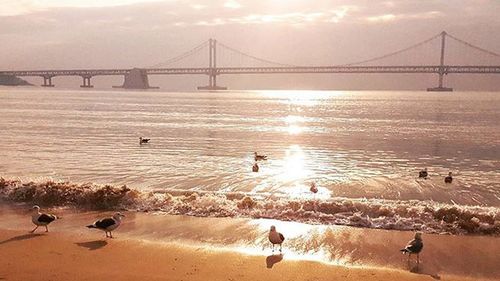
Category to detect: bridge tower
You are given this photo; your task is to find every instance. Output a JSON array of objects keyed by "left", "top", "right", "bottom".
[
  {"left": 198, "top": 39, "right": 227, "bottom": 90},
  {"left": 427, "top": 31, "right": 453, "bottom": 92}
]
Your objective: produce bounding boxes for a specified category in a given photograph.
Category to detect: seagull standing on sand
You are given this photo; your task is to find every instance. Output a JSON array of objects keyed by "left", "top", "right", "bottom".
[
  {"left": 400, "top": 232, "right": 424, "bottom": 265},
  {"left": 87, "top": 213, "right": 125, "bottom": 238},
  {"left": 268, "top": 225, "right": 285, "bottom": 252},
  {"left": 30, "top": 205, "right": 59, "bottom": 233}
]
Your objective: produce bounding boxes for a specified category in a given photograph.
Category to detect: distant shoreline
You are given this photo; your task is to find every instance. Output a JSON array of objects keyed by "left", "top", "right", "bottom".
[{"left": 0, "top": 75, "right": 32, "bottom": 86}]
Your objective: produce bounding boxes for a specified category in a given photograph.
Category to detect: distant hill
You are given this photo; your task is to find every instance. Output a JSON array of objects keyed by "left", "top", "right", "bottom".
[{"left": 0, "top": 75, "right": 32, "bottom": 86}]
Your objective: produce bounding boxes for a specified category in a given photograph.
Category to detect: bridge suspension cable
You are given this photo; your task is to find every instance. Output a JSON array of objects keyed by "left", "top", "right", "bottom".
[
  {"left": 343, "top": 32, "right": 442, "bottom": 66},
  {"left": 446, "top": 33, "right": 500, "bottom": 58},
  {"left": 149, "top": 40, "right": 209, "bottom": 68},
  {"left": 217, "top": 41, "right": 295, "bottom": 67}
]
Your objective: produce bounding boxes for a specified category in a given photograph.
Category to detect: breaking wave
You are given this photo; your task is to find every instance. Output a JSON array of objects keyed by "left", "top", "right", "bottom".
[{"left": 1, "top": 178, "right": 498, "bottom": 236}]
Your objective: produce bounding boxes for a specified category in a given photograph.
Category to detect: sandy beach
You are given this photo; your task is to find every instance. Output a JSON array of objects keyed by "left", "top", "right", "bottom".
[
  {"left": 0, "top": 229, "right": 464, "bottom": 281},
  {"left": 1, "top": 205, "right": 498, "bottom": 281}
]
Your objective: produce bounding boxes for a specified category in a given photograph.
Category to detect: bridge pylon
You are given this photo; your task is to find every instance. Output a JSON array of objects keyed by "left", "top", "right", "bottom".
[
  {"left": 41, "top": 75, "right": 54, "bottom": 87},
  {"left": 198, "top": 39, "right": 227, "bottom": 91},
  {"left": 427, "top": 31, "right": 453, "bottom": 92},
  {"left": 80, "top": 75, "right": 93, "bottom": 88}
]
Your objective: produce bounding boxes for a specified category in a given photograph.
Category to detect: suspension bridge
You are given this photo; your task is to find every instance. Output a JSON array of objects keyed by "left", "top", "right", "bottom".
[{"left": 1, "top": 31, "right": 499, "bottom": 91}]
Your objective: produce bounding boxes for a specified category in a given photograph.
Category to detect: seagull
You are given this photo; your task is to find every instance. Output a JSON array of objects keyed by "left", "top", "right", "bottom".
[
  {"left": 400, "top": 232, "right": 424, "bottom": 265},
  {"left": 139, "top": 137, "right": 150, "bottom": 145},
  {"left": 87, "top": 213, "right": 125, "bottom": 238},
  {"left": 310, "top": 182, "right": 318, "bottom": 194},
  {"left": 30, "top": 205, "right": 59, "bottom": 233},
  {"left": 268, "top": 225, "right": 285, "bottom": 252},
  {"left": 252, "top": 163, "right": 260, "bottom": 172},
  {"left": 418, "top": 168, "right": 428, "bottom": 179},
  {"left": 254, "top": 152, "right": 267, "bottom": 161},
  {"left": 444, "top": 172, "right": 453, "bottom": 183}
]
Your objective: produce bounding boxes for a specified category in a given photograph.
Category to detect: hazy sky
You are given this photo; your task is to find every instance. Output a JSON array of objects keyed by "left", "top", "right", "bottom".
[{"left": 1, "top": 0, "right": 500, "bottom": 90}]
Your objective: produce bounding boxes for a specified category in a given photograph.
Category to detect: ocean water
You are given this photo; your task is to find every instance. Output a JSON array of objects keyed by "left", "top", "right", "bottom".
[{"left": 0, "top": 88, "right": 499, "bottom": 234}]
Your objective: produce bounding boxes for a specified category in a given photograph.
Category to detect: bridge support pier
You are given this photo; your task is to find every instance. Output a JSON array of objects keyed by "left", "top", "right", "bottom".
[
  {"left": 41, "top": 76, "right": 54, "bottom": 87},
  {"left": 80, "top": 76, "right": 94, "bottom": 88},
  {"left": 197, "top": 74, "right": 227, "bottom": 90},
  {"left": 197, "top": 39, "right": 227, "bottom": 91},
  {"left": 427, "top": 73, "right": 453, "bottom": 92},
  {"left": 113, "top": 68, "right": 158, "bottom": 89}
]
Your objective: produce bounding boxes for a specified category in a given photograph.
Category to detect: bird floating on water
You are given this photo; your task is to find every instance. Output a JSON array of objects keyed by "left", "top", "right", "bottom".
[
  {"left": 254, "top": 152, "right": 267, "bottom": 161},
  {"left": 87, "top": 212, "right": 125, "bottom": 238},
  {"left": 252, "top": 163, "right": 259, "bottom": 172},
  {"left": 310, "top": 182, "right": 318, "bottom": 194},
  {"left": 139, "top": 137, "right": 150, "bottom": 145},
  {"left": 444, "top": 172, "right": 453, "bottom": 183},
  {"left": 418, "top": 168, "right": 428, "bottom": 179},
  {"left": 268, "top": 225, "right": 285, "bottom": 252},
  {"left": 400, "top": 232, "right": 424, "bottom": 265},
  {"left": 30, "top": 205, "right": 59, "bottom": 233}
]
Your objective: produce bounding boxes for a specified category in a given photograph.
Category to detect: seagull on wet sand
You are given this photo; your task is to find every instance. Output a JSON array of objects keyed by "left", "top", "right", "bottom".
[
  {"left": 30, "top": 205, "right": 59, "bottom": 233},
  {"left": 87, "top": 213, "right": 125, "bottom": 238},
  {"left": 401, "top": 232, "right": 424, "bottom": 265},
  {"left": 268, "top": 225, "right": 285, "bottom": 252}
]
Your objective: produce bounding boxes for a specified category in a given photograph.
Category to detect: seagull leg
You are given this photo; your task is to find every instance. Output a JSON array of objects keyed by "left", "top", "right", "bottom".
[
  {"left": 417, "top": 254, "right": 420, "bottom": 265},
  {"left": 45, "top": 225, "right": 49, "bottom": 232},
  {"left": 279, "top": 244, "right": 282, "bottom": 252},
  {"left": 30, "top": 226, "right": 39, "bottom": 233},
  {"left": 105, "top": 231, "right": 109, "bottom": 238},
  {"left": 272, "top": 244, "right": 274, "bottom": 252},
  {"left": 109, "top": 232, "right": 113, "bottom": 239}
]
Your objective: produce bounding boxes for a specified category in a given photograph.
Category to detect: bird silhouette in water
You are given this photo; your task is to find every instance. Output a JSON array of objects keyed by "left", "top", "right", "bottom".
[
  {"left": 444, "top": 172, "right": 453, "bottom": 183},
  {"left": 268, "top": 225, "right": 285, "bottom": 252},
  {"left": 254, "top": 152, "right": 267, "bottom": 161},
  {"left": 139, "top": 137, "right": 150, "bottom": 145},
  {"left": 252, "top": 163, "right": 259, "bottom": 172},
  {"left": 418, "top": 168, "right": 428, "bottom": 179},
  {"left": 30, "top": 205, "right": 59, "bottom": 233},
  {"left": 310, "top": 182, "right": 318, "bottom": 194},
  {"left": 401, "top": 232, "right": 424, "bottom": 267}
]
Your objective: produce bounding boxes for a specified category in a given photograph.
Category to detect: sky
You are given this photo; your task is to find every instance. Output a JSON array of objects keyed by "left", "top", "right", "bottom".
[{"left": 1, "top": 0, "right": 500, "bottom": 90}]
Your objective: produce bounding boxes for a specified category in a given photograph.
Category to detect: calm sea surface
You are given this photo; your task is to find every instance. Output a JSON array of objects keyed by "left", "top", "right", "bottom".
[{"left": 0, "top": 88, "right": 499, "bottom": 206}]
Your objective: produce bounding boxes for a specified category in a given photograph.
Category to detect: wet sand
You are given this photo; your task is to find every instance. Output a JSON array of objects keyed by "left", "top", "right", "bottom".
[{"left": 0, "top": 205, "right": 498, "bottom": 281}]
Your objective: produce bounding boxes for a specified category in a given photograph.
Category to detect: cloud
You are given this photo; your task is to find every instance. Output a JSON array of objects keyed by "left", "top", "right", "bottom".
[
  {"left": 365, "top": 11, "right": 443, "bottom": 23},
  {"left": 0, "top": 0, "right": 170, "bottom": 16},
  {"left": 223, "top": 0, "right": 242, "bottom": 9}
]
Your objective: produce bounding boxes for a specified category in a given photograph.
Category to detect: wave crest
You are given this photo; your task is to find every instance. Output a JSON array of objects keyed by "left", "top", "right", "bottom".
[{"left": 1, "top": 178, "right": 498, "bottom": 236}]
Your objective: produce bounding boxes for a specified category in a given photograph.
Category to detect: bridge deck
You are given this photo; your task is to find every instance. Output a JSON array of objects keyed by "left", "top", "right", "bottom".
[{"left": 1, "top": 65, "right": 500, "bottom": 77}]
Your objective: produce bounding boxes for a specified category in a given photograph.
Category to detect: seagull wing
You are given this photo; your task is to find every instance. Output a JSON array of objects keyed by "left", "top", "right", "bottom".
[
  {"left": 402, "top": 239, "right": 423, "bottom": 253},
  {"left": 94, "top": 218, "right": 116, "bottom": 229},
  {"left": 279, "top": 233, "right": 285, "bottom": 242},
  {"left": 38, "top": 213, "right": 57, "bottom": 223}
]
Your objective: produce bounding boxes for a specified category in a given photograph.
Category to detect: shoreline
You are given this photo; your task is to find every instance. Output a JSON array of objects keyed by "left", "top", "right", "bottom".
[
  {"left": 1, "top": 204, "right": 499, "bottom": 281},
  {"left": 1, "top": 178, "right": 499, "bottom": 236},
  {"left": 0, "top": 229, "right": 448, "bottom": 281}
]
